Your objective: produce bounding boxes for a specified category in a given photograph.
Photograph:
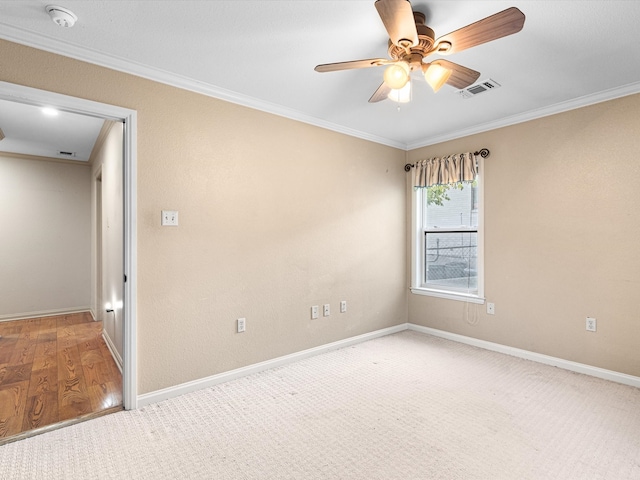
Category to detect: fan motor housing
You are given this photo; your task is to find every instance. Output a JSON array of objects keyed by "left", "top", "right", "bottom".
[{"left": 388, "top": 12, "right": 435, "bottom": 62}]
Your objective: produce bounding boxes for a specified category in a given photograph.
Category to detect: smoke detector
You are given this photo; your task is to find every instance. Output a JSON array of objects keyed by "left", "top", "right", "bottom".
[{"left": 46, "top": 5, "right": 78, "bottom": 28}]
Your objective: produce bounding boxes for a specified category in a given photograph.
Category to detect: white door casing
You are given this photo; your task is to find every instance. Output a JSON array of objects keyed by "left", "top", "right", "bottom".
[{"left": 0, "top": 80, "right": 138, "bottom": 410}]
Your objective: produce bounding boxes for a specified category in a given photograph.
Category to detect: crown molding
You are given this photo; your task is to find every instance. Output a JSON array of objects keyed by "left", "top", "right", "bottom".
[
  {"left": 3, "top": 24, "right": 640, "bottom": 153},
  {"left": 406, "top": 80, "right": 640, "bottom": 150},
  {"left": 0, "top": 24, "right": 405, "bottom": 150}
]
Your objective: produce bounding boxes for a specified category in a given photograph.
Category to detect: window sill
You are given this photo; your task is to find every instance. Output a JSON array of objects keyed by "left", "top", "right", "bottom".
[{"left": 410, "top": 287, "right": 485, "bottom": 304}]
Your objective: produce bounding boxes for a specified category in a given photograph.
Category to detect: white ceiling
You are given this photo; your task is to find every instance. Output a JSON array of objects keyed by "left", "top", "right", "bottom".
[
  {"left": 1, "top": 1, "right": 640, "bottom": 151},
  {"left": 0, "top": 98, "right": 104, "bottom": 161}
]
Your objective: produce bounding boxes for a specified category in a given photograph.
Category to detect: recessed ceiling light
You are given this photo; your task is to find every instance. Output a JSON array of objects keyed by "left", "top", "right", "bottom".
[{"left": 41, "top": 107, "right": 59, "bottom": 117}]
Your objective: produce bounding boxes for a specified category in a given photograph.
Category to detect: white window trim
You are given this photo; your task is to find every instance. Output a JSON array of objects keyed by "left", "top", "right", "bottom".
[{"left": 410, "top": 156, "right": 485, "bottom": 304}]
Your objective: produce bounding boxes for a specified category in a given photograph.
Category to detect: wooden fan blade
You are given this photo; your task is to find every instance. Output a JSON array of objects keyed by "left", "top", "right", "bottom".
[
  {"left": 375, "top": 0, "right": 419, "bottom": 48},
  {"left": 369, "top": 82, "right": 392, "bottom": 103},
  {"left": 434, "top": 7, "right": 525, "bottom": 55},
  {"left": 432, "top": 60, "right": 480, "bottom": 89},
  {"left": 315, "top": 58, "right": 390, "bottom": 73}
]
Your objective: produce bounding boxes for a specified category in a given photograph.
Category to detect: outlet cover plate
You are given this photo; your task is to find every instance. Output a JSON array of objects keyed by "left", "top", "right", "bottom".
[{"left": 586, "top": 317, "right": 596, "bottom": 332}]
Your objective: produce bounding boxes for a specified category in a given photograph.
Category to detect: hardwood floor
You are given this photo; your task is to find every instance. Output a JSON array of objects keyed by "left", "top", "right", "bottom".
[{"left": 0, "top": 312, "right": 122, "bottom": 440}]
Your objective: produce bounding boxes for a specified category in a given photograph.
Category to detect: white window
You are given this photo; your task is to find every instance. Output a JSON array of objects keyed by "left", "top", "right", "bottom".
[{"left": 411, "top": 161, "right": 484, "bottom": 303}]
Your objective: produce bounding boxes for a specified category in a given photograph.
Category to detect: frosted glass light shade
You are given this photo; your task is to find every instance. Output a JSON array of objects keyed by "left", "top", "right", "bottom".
[
  {"left": 387, "top": 81, "right": 411, "bottom": 103},
  {"left": 383, "top": 62, "right": 410, "bottom": 89},
  {"left": 424, "top": 63, "right": 452, "bottom": 92}
]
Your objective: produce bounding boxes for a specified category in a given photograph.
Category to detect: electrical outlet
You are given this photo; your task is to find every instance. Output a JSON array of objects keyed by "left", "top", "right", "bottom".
[
  {"left": 311, "top": 306, "right": 319, "bottom": 320},
  {"left": 161, "top": 210, "right": 178, "bottom": 226},
  {"left": 323, "top": 304, "right": 330, "bottom": 317},
  {"left": 237, "top": 317, "right": 246, "bottom": 333},
  {"left": 586, "top": 317, "right": 596, "bottom": 332},
  {"left": 487, "top": 302, "right": 495, "bottom": 315},
  {"left": 340, "top": 300, "right": 347, "bottom": 313}
]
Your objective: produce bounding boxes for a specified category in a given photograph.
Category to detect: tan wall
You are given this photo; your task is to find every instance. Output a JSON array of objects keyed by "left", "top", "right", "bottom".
[
  {"left": 0, "top": 153, "right": 91, "bottom": 318},
  {"left": 0, "top": 40, "right": 407, "bottom": 394},
  {"left": 407, "top": 93, "right": 640, "bottom": 377}
]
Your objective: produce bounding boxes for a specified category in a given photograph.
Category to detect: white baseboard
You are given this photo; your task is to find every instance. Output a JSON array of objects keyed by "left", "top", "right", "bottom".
[
  {"left": 136, "top": 322, "right": 640, "bottom": 409},
  {"left": 137, "top": 324, "right": 407, "bottom": 408},
  {"left": 408, "top": 324, "right": 640, "bottom": 389},
  {"left": 0, "top": 306, "right": 91, "bottom": 322},
  {"left": 102, "top": 329, "right": 123, "bottom": 373}
]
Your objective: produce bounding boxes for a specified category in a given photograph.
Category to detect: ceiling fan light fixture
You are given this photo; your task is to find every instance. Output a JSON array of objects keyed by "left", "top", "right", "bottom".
[
  {"left": 387, "top": 81, "right": 412, "bottom": 103},
  {"left": 383, "top": 61, "right": 410, "bottom": 90},
  {"left": 424, "top": 62, "right": 452, "bottom": 92}
]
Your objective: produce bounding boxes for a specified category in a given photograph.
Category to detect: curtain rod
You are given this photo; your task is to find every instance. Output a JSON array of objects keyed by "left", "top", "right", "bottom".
[{"left": 404, "top": 148, "right": 490, "bottom": 172}]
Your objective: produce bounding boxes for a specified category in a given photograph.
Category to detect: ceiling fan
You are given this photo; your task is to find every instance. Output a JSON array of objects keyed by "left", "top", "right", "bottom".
[{"left": 314, "top": 0, "right": 525, "bottom": 103}]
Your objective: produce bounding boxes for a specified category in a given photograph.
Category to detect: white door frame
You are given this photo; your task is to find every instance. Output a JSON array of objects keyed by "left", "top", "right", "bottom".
[
  {"left": 0, "top": 81, "right": 138, "bottom": 410},
  {"left": 95, "top": 167, "right": 103, "bottom": 324}
]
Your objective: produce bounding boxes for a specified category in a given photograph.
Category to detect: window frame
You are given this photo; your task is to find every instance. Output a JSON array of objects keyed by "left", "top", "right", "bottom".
[{"left": 410, "top": 157, "right": 485, "bottom": 304}]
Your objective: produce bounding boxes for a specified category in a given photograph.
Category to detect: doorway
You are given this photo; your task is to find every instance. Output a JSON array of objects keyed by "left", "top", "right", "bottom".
[{"left": 0, "top": 81, "right": 137, "bottom": 441}]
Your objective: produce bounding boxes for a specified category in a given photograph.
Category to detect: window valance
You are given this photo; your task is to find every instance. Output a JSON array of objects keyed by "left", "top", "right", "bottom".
[
  {"left": 405, "top": 148, "right": 489, "bottom": 188},
  {"left": 414, "top": 152, "right": 477, "bottom": 188}
]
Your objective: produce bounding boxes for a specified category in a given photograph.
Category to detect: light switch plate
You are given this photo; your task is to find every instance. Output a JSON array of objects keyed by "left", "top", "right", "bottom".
[{"left": 162, "top": 210, "right": 178, "bottom": 226}]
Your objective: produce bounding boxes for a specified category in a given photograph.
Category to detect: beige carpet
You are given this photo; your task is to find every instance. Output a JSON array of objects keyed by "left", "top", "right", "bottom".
[{"left": 1, "top": 330, "right": 639, "bottom": 479}]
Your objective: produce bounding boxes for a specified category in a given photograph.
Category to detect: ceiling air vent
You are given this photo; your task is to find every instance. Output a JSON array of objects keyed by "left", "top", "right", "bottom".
[
  {"left": 57, "top": 150, "right": 76, "bottom": 157},
  {"left": 457, "top": 79, "right": 501, "bottom": 99}
]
